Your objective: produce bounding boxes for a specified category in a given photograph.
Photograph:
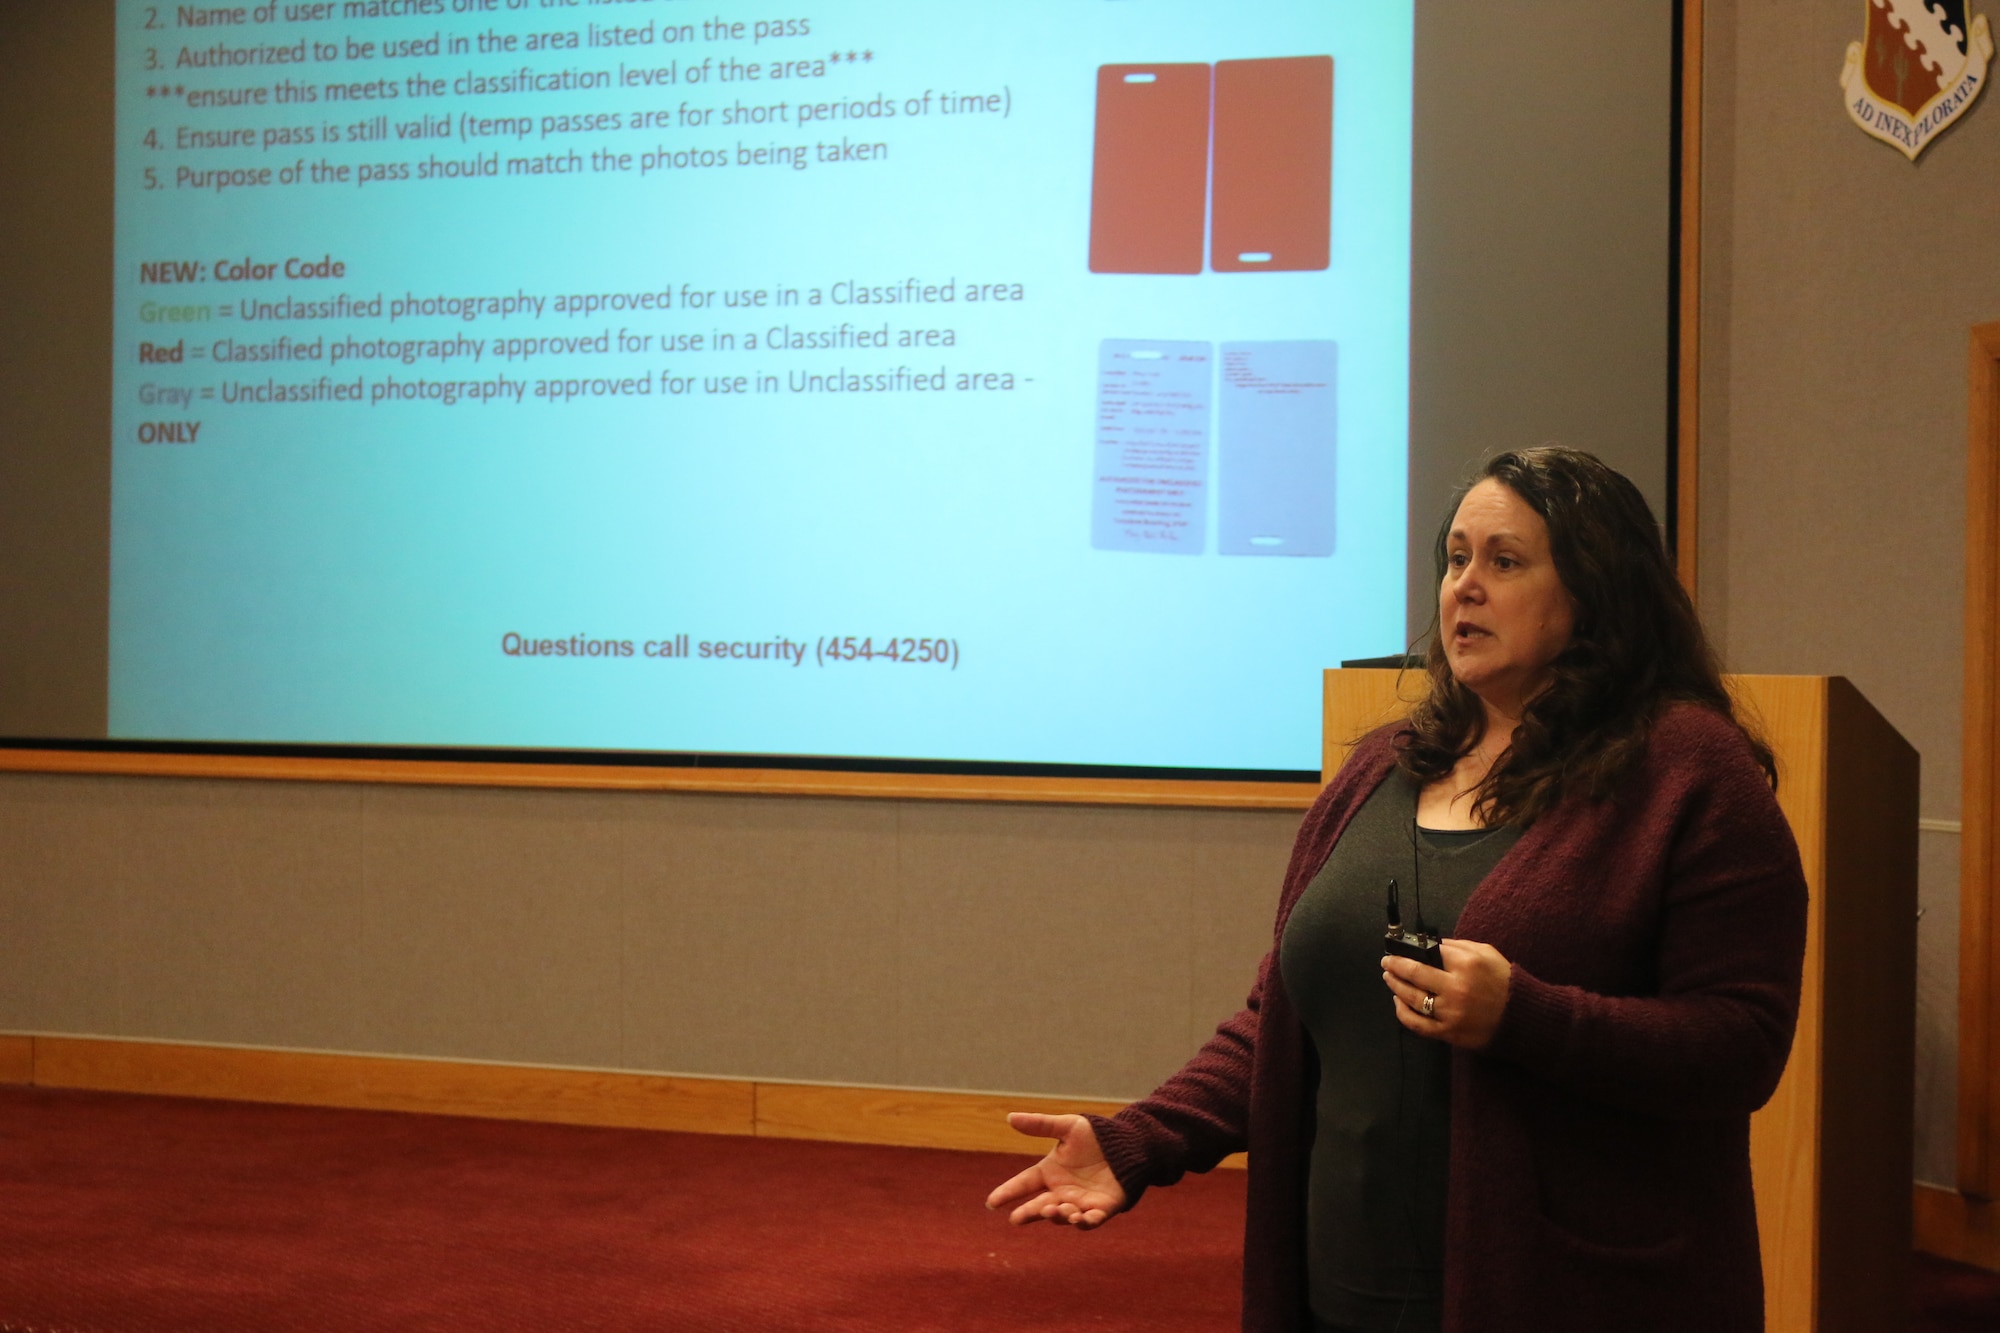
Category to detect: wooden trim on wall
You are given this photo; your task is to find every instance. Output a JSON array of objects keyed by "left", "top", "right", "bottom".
[
  {"left": 0, "top": 1034, "right": 31, "bottom": 1085},
  {"left": 1674, "top": 0, "right": 1703, "bottom": 598},
  {"left": 1915, "top": 1182, "right": 2000, "bottom": 1273},
  {"left": 24, "top": 1035, "right": 759, "bottom": 1137},
  {"left": 1961, "top": 321, "right": 2000, "bottom": 1201},
  {"left": 753, "top": 1083, "right": 1120, "bottom": 1156},
  {"left": 0, "top": 748, "right": 1321, "bottom": 813},
  {"left": 0, "top": 1033, "right": 1247, "bottom": 1168}
]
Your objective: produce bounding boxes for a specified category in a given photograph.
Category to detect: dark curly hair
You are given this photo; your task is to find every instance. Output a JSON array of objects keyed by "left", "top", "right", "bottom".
[{"left": 1396, "top": 447, "right": 1772, "bottom": 827}]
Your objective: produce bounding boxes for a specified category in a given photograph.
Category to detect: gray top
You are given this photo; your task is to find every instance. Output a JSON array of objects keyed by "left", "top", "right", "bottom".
[{"left": 1279, "top": 769, "right": 1521, "bottom": 1333}]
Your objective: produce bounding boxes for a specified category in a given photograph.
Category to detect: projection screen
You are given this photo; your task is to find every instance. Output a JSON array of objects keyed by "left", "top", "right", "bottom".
[{"left": 0, "top": 2, "right": 1676, "bottom": 782}]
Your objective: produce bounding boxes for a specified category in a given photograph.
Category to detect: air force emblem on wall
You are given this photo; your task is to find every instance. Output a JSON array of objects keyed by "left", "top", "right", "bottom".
[{"left": 1842, "top": 1, "right": 1992, "bottom": 159}]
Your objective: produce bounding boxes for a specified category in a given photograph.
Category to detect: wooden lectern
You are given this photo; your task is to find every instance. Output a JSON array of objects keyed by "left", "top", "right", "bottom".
[{"left": 1322, "top": 672, "right": 1918, "bottom": 1333}]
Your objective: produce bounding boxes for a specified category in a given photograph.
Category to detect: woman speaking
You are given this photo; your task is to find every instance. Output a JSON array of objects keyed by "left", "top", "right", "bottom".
[{"left": 987, "top": 448, "right": 1808, "bottom": 1333}]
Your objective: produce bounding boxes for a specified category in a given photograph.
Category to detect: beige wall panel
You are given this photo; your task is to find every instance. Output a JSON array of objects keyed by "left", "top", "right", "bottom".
[
  {"left": 1695, "top": 0, "right": 1739, "bottom": 635},
  {"left": 1706, "top": 0, "right": 2000, "bottom": 819},
  {"left": 892, "top": 802, "right": 1204, "bottom": 1100},
  {"left": 355, "top": 785, "right": 626, "bottom": 1068},
  {"left": 0, "top": 774, "right": 127, "bottom": 1034},
  {"left": 0, "top": 5, "right": 110, "bottom": 739},
  {"left": 1700, "top": 0, "right": 2000, "bottom": 1197},
  {"left": 617, "top": 792, "right": 902, "bottom": 1085},
  {"left": 1184, "top": 808, "right": 1300, "bottom": 1052},
  {"left": 110, "top": 778, "right": 365, "bottom": 1052},
  {"left": 1406, "top": 1, "right": 1674, "bottom": 637},
  {"left": 0, "top": 772, "right": 1290, "bottom": 1101}
]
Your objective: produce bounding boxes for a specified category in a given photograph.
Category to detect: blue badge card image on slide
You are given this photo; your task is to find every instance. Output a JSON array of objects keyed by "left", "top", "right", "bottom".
[
  {"left": 1218, "top": 342, "right": 1338, "bottom": 556},
  {"left": 1092, "top": 340, "right": 1214, "bottom": 554}
]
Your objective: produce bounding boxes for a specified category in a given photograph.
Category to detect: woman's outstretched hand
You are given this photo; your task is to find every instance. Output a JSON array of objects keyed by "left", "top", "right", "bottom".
[
  {"left": 1382, "top": 938, "right": 1512, "bottom": 1050},
  {"left": 985, "top": 1112, "right": 1129, "bottom": 1230}
]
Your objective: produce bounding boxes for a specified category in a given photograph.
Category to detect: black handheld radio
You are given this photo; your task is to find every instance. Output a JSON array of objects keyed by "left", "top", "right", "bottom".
[{"left": 1383, "top": 876, "right": 1442, "bottom": 968}]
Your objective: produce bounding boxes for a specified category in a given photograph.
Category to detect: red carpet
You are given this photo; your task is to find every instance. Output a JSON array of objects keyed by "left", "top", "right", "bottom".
[
  {"left": 0, "top": 1085, "right": 1242, "bottom": 1332},
  {"left": 2, "top": 1086, "right": 1996, "bottom": 1331},
  {"left": 1914, "top": 1250, "right": 2000, "bottom": 1332}
]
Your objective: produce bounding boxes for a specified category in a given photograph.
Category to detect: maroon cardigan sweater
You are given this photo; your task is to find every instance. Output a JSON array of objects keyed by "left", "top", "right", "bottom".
[{"left": 1091, "top": 705, "right": 1808, "bottom": 1333}]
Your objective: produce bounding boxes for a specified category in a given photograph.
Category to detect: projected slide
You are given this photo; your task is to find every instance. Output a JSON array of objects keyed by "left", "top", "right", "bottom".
[{"left": 111, "top": 1, "right": 1413, "bottom": 773}]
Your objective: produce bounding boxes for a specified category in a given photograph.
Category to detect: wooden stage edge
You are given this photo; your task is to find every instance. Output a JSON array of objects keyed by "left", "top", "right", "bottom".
[
  {"left": 0, "top": 749, "right": 1321, "bottom": 813},
  {"left": 0, "top": 1032, "right": 1247, "bottom": 1170}
]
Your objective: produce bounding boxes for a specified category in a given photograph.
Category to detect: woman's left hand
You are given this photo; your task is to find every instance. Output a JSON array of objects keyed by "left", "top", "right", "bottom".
[{"left": 1381, "top": 939, "right": 1512, "bottom": 1050}]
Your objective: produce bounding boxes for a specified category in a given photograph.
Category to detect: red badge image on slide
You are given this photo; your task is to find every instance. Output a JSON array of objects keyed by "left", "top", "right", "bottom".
[
  {"left": 1211, "top": 57, "right": 1333, "bottom": 272},
  {"left": 1087, "top": 58, "right": 1333, "bottom": 275},
  {"left": 1088, "top": 64, "right": 1212, "bottom": 274}
]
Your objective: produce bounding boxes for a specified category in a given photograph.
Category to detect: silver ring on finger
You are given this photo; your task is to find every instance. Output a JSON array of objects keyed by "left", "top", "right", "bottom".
[{"left": 1420, "top": 992, "right": 1437, "bottom": 1018}]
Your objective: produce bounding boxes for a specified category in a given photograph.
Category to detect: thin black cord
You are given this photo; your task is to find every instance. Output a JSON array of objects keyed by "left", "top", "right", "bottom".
[
  {"left": 1408, "top": 816, "right": 1431, "bottom": 940},
  {"left": 1390, "top": 1023, "right": 1422, "bottom": 1333}
]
